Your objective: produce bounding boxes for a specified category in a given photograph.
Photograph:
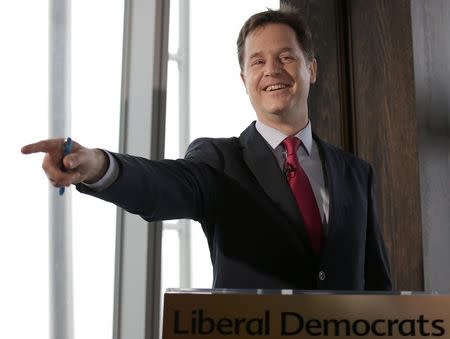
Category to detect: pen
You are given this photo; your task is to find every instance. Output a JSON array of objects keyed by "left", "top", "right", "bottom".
[{"left": 59, "top": 137, "right": 73, "bottom": 196}]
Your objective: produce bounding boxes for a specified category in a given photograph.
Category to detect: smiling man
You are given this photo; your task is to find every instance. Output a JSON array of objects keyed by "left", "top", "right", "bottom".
[
  {"left": 239, "top": 21, "right": 316, "bottom": 136},
  {"left": 22, "top": 7, "right": 392, "bottom": 291}
]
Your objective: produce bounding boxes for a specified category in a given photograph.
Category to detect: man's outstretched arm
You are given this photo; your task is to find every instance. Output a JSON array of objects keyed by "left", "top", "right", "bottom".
[{"left": 21, "top": 137, "right": 219, "bottom": 223}]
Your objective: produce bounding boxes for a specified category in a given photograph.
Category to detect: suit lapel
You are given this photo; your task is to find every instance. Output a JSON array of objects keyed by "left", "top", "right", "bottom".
[
  {"left": 314, "top": 136, "right": 346, "bottom": 256},
  {"left": 240, "top": 122, "right": 314, "bottom": 253},
  {"left": 239, "top": 125, "right": 353, "bottom": 261}
]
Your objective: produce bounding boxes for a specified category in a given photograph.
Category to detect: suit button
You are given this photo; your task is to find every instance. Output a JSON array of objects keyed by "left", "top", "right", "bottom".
[{"left": 318, "top": 270, "right": 326, "bottom": 281}]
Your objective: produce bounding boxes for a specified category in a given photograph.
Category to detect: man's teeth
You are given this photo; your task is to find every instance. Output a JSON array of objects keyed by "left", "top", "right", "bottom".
[{"left": 266, "top": 84, "right": 288, "bottom": 91}]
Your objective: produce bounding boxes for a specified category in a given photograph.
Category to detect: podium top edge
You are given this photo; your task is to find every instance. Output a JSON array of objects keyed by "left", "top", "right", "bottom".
[{"left": 164, "top": 288, "right": 440, "bottom": 296}]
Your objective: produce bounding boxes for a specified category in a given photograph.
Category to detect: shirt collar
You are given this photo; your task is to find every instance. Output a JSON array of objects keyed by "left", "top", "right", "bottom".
[{"left": 255, "top": 120, "right": 313, "bottom": 155}]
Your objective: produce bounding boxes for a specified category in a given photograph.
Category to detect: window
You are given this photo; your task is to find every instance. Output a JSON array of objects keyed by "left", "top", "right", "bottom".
[
  {"left": 72, "top": 1, "right": 124, "bottom": 338},
  {"left": 1, "top": 1, "right": 124, "bottom": 338},
  {"left": 1, "top": 2, "right": 49, "bottom": 338},
  {"left": 162, "top": 0, "right": 279, "bottom": 293}
]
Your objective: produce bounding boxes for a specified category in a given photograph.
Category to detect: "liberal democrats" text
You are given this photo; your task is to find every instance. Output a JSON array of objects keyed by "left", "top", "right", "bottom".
[{"left": 172, "top": 309, "right": 445, "bottom": 336}]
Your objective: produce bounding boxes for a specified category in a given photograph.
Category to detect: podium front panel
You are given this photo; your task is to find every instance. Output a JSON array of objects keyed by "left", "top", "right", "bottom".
[{"left": 162, "top": 289, "right": 450, "bottom": 338}]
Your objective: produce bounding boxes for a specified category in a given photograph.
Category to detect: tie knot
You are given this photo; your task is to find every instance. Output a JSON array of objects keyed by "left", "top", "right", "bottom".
[{"left": 282, "top": 136, "right": 300, "bottom": 155}]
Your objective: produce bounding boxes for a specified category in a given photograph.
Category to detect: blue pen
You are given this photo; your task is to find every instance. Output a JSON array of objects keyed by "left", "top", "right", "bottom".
[{"left": 59, "top": 137, "right": 73, "bottom": 196}]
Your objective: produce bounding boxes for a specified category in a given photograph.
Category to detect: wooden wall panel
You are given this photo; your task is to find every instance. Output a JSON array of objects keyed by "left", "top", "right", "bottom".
[
  {"left": 349, "top": 0, "right": 423, "bottom": 290},
  {"left": 287, "top": 0, "right": 343, "bottom": 148},
  {"left": 287, "top": 0, "right": 425, "bottom": 290}
]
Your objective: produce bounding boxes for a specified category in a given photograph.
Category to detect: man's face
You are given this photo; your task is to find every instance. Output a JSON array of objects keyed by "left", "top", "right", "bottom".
[{"left": 240, "top": 23, "right": 317, "bottom": 129}]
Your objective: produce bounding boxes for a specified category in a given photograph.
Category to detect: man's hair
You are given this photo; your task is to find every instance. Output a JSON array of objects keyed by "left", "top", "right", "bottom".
[{"left": 236, "top": 6, "right": 315, "bottom": 71}]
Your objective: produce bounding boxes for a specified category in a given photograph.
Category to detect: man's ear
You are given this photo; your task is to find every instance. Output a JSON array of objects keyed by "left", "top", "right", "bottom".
[
  {"left": 309, "top": 58, "right": 317, "bottom": 84},
  {"left": 240, "top": 72, "right": 248, "bottom": 94}
]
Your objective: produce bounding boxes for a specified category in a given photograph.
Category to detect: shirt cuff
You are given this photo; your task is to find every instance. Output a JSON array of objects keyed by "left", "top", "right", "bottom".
[{"left": 82, "top": 150, "right": 119, "bottom": 192}]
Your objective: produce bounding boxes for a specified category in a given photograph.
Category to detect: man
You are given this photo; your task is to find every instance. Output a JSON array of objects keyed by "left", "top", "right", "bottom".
[{"left": 22, "top": 7, "right": 392, "bottom": 291}]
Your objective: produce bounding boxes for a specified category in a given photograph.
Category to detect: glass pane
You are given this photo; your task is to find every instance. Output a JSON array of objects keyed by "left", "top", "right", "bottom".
[
  {"left": 160, "top": 226, "right": 181, "bottom": 336},
  {"left": 163, "top": 0, "right": 184, "bottom": 302},
  {"left": 164, "top": 60, "right": 180, "bottom": 160},
  {"left": 72, "top": 1, "right": 124, "bottom": 338},
  {"left": 168, "top": 0, "right": 180, "bottom": 55},
  {"left": 161, "top": 227, "right": 181, "bottom": 290},
  {"left": 162, "top": 58, "right": 181, "bottom": 293},
  {"left": 0, "top": 1, "right": 49, "bottom": 339}
]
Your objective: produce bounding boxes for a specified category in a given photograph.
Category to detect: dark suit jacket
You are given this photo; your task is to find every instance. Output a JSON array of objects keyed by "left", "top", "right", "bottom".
[{"left": 79, "top": 121, "right": 392, "bottom": 291}]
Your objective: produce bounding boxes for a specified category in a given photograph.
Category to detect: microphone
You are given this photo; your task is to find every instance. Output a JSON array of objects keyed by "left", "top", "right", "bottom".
[{"left": 284, "top": 163, "right": 296, "bottom": 179}]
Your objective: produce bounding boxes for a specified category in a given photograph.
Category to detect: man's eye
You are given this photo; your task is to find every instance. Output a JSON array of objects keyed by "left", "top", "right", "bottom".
[
  {"left": 251, "top": 59, "right": 264, "bottom": 66},
  {"left": 280, "top": 55, "right": 295, "bottom": 63}
]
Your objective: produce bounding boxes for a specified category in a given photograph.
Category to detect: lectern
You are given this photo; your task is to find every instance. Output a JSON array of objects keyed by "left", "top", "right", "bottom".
[{"left": 162, "top": 289, "right": 449, "bottom": 338}]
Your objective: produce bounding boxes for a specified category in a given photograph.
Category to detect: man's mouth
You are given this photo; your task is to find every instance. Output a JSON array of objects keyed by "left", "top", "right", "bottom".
[{"left": 264, "top": 83, "right": 291, "bottom": 92}]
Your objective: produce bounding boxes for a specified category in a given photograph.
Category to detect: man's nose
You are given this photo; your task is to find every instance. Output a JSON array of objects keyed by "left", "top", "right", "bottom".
[{"left": 264, "top": 58, "right": 282, "bottom": 76}]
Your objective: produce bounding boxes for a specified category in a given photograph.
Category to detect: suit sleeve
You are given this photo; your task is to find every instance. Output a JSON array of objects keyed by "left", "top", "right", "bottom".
[
  {"left": 76, "top": 139, "right": 221, "bottom": 223},
  {"left": 364, "top": 165, "right": 393, "bottom": 290}
]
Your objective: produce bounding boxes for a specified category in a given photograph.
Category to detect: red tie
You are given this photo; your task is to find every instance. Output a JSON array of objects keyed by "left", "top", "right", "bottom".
[{"left": 282, "top": 137, "right": 323, "bottom": 256}]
